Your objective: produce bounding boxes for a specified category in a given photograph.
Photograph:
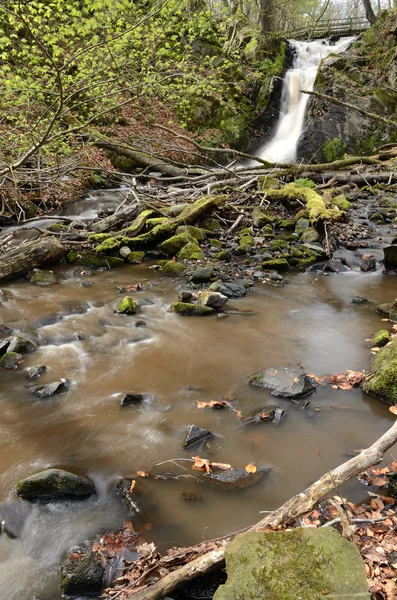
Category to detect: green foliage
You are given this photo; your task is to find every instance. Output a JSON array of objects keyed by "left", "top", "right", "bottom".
[
  {"left": 294, "top": 178, "right": 316, "bottom": 188},
  {"left": 323, "top": 138, "right": 347, "bottom": 163}
]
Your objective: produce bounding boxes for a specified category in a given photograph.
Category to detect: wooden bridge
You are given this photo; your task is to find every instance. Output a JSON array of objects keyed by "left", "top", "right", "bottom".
[{"left": 290, "top": 17, "right": 370, "bottom": 41}]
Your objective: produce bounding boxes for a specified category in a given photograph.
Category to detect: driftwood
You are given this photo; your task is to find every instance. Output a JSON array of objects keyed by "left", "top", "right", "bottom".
[
  {"left": 297, "top": 172, "right": 397, "bottom": 186},
  {"left": 0, "top": 236, "right": 64, "bottom": 283},
  {"left": 128, "top": 418, "right": 397, "bottom": 600},
  {"left": 91, "top": 202, "right": 139, "bottom": 233}
]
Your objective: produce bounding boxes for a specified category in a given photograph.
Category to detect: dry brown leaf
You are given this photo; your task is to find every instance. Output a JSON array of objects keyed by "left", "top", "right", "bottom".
[
  {"left": 389, "top": 405, "right": 397, "bottom": 415},
  {"left": 372, "top": 477, "right": 388, "bottom": 487},
  {"left": 137, "top": 470, "right": 150, "bottom": 478},
  {"left": 129, "top": 480, "right": 136, "bottom": 493},
  {"left": 195, "top": 400, "right": 227, "bottom": 409},
  {"left": 245, "top": 464, "right": 257, "bottom": 473}
]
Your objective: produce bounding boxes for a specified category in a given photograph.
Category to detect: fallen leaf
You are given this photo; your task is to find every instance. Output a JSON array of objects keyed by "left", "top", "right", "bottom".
[
  {"left": 137, "top": 470, "right": 150, "bottom": 478},
  {"left": 245, "top": 464, "right": 257, "bottom": 473},
  {"left": 129, "top": 480, "right": 136, "bottom": 493},
  {"left": 195, "top": 400, "right": 227, "bottom": 409},
  {"left": 389, "top": 405, "right": 397, "bottom": 415}
]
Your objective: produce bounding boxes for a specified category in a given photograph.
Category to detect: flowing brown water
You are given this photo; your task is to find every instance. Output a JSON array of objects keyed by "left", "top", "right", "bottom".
[{"left": 0, "top": 193, "right": 396, "bottom": 599}]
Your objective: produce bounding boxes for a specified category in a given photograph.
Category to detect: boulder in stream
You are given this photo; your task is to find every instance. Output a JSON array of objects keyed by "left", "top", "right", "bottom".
[
  {"left": 250, "top": 365, "right": 317, "bottom": 399},
  {"left": 377, "top": 299, "right": 397, "bottom": 323},
  {"left": 362, "top": 338, "right": 397, "bottom": 404},
  {"left": 169, "top": 302, "right": 214, "bottom": 316},
  {"left": 15, "top": 468, "right": 96, "bottom": 501},
  {"left": 189, "top": 265, "right": 214, "bottom": 284},
  {"left": 26, "top": 365, "right": 48, "bottom": 380},
  {"left": 59, "top": 546, "right": 104, "bottom": 597},
  {"left": 8, "top": 335, "right": 37, "bottom": 354},
  {"left": 34, "top": 379, "right": 69, "bottom": 398},
  {"left": 209, "top": 281, "right": 246, "bottom": 298},
  {"left": 121, "top": 393, "right": 145, "bottom": 407},
  {"left": 27, "top": 269, "right": 57, "bottom": 286},
  {"left": 0, "top": 352, "right": 23, "bottom": 369},
  {"left": 204, "top": 467, "right": 269, "bottom": 491},
  {"left": 0, "top": 339, "right": 10, "bottom": 356},
  {"left": 198, "top": 290, "right": 228, "bottom": 310},
  {"left": 115, "top": 296, "right": 139, "bottom": 315},
  {"left": 383, "top": 245, "right": 397, "bottom": 270},
  {"left": 183, "top": 424, "right": 214, "bottom": 449}
]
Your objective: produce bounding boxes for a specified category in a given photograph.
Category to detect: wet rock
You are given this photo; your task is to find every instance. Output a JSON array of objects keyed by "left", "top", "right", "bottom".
[
  {"left": 301, "top": 228, "right": 321, "bottom": 244},
  {"left": 59, "top": 547, "right": 104, "bottom": 597},
  {"left": 214, "top": 529, "right": 370, "bottom": 600},
  {"left": 15, "top": 468, "right": 96, "bottom": 501},
  {"left": 179, "top": 290, "right": 193, "bottom": 303},
  {"left": 139, "top": 298, "right": 154, "bottom": 306},
  {"left": 384, "top": 245, "right": 397, "bottom": 270},
  {"left": 362, "top": 338, "right": 397, "bottom": 404},
  {"left": 168, "top": 302, "right": 214, "bottom": 316},
  {"left": 160, "top": 233, "right": 193, "bottom": 255},
  {"left": 35, "top": 313, "right": 63, "bottom": 328},
  {"left": 204, "top": 467, "right": 269, "bottom": 491},
  {"left": 127, "top": 251, "right": 145, "bottom": 264},
  {"left": 295, "top": 217, "right": 310, "bottom": 233},
  {"left": 0, "top": 339, "right": 10, "bottom": 356},
  {"left": 377, "top": 299, "right": 397, "bottom": 323},
  {"left": 262, "top": 258, "right": 289, "bottom": 272},
  {"left": 352, "top": 296, "right": 368, "bottom": 304},
  {"left": 8, "top": 336, "right": 37, "bottom": 354},
  {"left": 250, "top": 365, "right": 317, "bottom": 399},
  {"left": 162, "top": 261, "right": 185, "bottom": 276},
  {"left": 209, "top": 281, "right": 246, "bottom": 298},
  {"left": 0, "top": 324, "right": 12, "bottom": 335},
  {"left": 269, "top": 271, "right": 283, "bottom": 281},
  {"left": 360, "top": 254, "right": 376, "bottom": 272},
  {"left": 183, "top": 425, "right": 214, "bottom": 449},
  {"left": 198, "top": 291, "right": 228, "bottom": 310},
  {"left": 387, "top": 472, "right": 397, "bottom": 499},
  {"left": 115, "top": 297, "right": 139, "bottom": 315},
  {"left": 177, "top": 242, "right": 204, "bottom": 260},
  {"left": 215, "top": 250, "right": 232, "bottom": 261},
  {"left": 121, "top": 393, "right": 145, "bottom": 407},
  {"left": 27, "top": 269, "right": 56, "bottom": 286},
  {"left": 272, "top": 407, "right": 285, "bottom": 425},
  {"left": 26, "top": 365, "right": 47, "bottom": 380},
  {"left": 299, "top": 243, "right": 326, "bottom": 257},
  {"left": 0, "top": 352, "right": 23, "bottom": 369},
  {"left": 323, "top": 259, "right": 351, "bottom": 273},
  {"left": 189, "top": 265, "right": 214, "bottom": 284},
  {"left": 175, "top": 225, "right": 206, "bottom": 242},
  {"left": 244, "top": 405, "right": 277, "bottom": 424},
  {"left": 35, "top": 379, "right": 69, "bottom": 398},
  {"left": 371, "top": 330, "right": 391, "bottom": 348},
  {"left": 135, "top": 320, "right": 147, "bottom": 327},
  {"left": 119, "top": 246, "right": 132, "bottom": 259}
]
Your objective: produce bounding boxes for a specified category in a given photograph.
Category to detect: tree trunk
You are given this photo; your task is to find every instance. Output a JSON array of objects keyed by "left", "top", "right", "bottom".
[
  {"left": 0, "top": 236, "right": 64, "bottom": 283},
  {"left": 362, "top": 0, "right": 377, "bottom": 24},
  {"left": 127, "top": 418, "right": 397, "bottom": 600},
  {"left": 91, "top": 202, "right": 140, "bottom": 234}
]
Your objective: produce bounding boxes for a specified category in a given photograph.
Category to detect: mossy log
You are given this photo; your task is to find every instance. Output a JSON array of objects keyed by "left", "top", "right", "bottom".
[
  {"left": 258, "top": 183, "right": 342, "bottom": 223},
  {"left": 126, "top": 419, "right": 397, "bottom": 600},
  {"left": 0, "top": 236, "right": 64, "bottom": 283},
  {"left": 128, "top": 195, "right": 226, "bottom": 248},
  {"left": 91, "top": 202, "right": 139, "bottom": 234},
  {"left": 119, "top": 209, "right": 154, "bottom": 238}
]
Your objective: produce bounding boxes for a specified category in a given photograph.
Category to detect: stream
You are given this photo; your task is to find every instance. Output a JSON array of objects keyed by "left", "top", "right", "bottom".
[{"left": 0, "top": 189, "right": 396, "bottom": 600}]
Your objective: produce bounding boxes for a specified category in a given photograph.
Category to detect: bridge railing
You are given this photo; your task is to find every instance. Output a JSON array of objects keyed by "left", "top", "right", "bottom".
[{"left": 288, "top": 16, "right": 370, "bottom": 40}]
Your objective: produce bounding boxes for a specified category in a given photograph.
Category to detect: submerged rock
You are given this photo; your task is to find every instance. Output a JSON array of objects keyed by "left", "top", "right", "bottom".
[
  {"left": 250, "top": 365, "right": 317, "bottom": 399},
  {"left": 34, "top": 379, "right": 69, "bottom": 398},
  {"left": 0, "top": 352, "right": 23, "bottom": 369},
  {"left": 168, "top": 302, "right": 214, "bottom": 316},
  {"left": 198, "top": 290, "right": 228, "bottom": 310},
  {"left": 244, "top": 405, "right": 277, "bottom": 424},
  {"left": 26, "top": 365, "right": 47, "bottom": 380},
  {"left": 183, "top": 424, "right": 214, "bottom": 449},
  {"left": 15, "top": 468, "right": 96, "bottom": 501},
  {"left": 27, "top": 269, "right": 56, "bottom": 286},
  {"left": 121, "top": 393, "right": 145, "bottom": 407},
  {"left": 352, "top": 296, "right": 368, "bottom": 304},
  {"left": 204, "top": 467, "right": 269, "bottom": 491},
  {"left": 59, "top": 547, "right": 104, "bottom": 597},
  {"left": 115, "top": 297, "right": 139, "bottom": 315},
  {"left": 209, "top": 281, "right": 246, "bottom": 298},
  {"left": 213, "top": 529, "right": 370, "bottom": 600},
  {"left": 362, "top": 338, "right": 397, "bottom": 404}
]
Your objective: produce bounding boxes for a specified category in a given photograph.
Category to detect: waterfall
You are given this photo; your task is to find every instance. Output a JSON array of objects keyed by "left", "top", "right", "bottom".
[{"left": 258, "top": 37, "right": 355, "bottom": 164}]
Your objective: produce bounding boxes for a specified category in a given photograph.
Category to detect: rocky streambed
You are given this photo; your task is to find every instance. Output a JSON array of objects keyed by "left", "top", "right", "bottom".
[{"left": 0, "top": 185, "right": 397, "bottom": 599}]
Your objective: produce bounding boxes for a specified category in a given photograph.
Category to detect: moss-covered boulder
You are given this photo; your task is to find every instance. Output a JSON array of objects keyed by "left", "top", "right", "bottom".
[
  {"left": 371, "top": 330, "right": 391, "bottom": 348},
  {"left": 0, "top": 352, "right": 23, "bottom": 369},
  {"left": 67, "top": 250, "right": 123, "bottom": 269},
  {"left": 15, "top": 468, "right": 96, "bottom": 501},
  {"left": 46, "top": 222, "right": 69, "bottom": 233},
  {"left": 160, "top": 233, "right": 193, "bottom": 255},
  {"left": 127, "top": 251, "right": 145, "bottom": 264},
  {"left": 168, "top": 302, "right": 214, "bottom": 316},
  {"left": 27, "top": 269, "right": 57, "bottom": 286},
  {"left": 200, "top": 217, "right": 221, "bottom": 231},
  {"left": 213, "top": 529, "right": 370, "bottom": 600},
  {"left": 215, "top": 249, "right": 232, "bottom": 261},
  {"left": 198, "top": 290, "right": 228, "bottom": 310},
  {"left": 295, "top": 217, "right": 310, "bottom": 234},
  {"left": 278, "top": 218, "right": 294, "bottom": 229},
  {"left": 115, "top": 297, "right": 139, "bottom": 315},
  {"left": 301, "top": 228, "right": 321, "bottom": 244},
  {"left": 177, "top": 242, "right": 204, "bottom": 260},
  {"left": 175, "top": 225, "right": 206, "bottom": 242},
  {"left": 60, "top": 547, "right": 104, "bottom": 596},
  {"left": 189, "top": 265, "right": 214, "bottom": 283},
  {"left": 8, "top": 335, "right": 36, "bottom": 354},
  {"left": 146, "top": 217, "right": 169, "bottom": 229},
  {"left": 162, "top": 261, "right": 185, "bottom": 276},
  {"left": 362, "top": 338, "right": 397, "bottom": 404},
  {"left": 94, "top": 236, "right": 122, "bottom": 253},
  {"left": 262, "top": 258, "right": 289, "bottom": 271},
  {"left": 377, "top": 299, "right": 397, "bottom": 323}
]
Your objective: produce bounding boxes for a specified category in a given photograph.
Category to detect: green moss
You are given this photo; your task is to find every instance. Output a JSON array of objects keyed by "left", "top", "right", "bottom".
[
  {"left": 0, "top": 352, "right": 21, "bottom": 369},
  {"left": 261, "top": 224, "right": 273, "bottom": 234},
  {"left": 332, "top": 195, "right": 350, "bottom": 211},
  {"left": 239, "top": 235, "right": 254, "bottom": 246},
  {"left": 124, "top": 209, "right": 154, "bottom": 237},
  {"left": 127, "top": 251, "right": 144, "bottom": 264},
  {"left": 28, "top": 269, "right": 56, "bottom": 286},
  {"left": 262, "top": 258, "right": 289, "bottom": 271},
  {"left": 377, "top": 300, "right": 397, "bottom": 322},
  {"left": 216, "top": 249, "right": 232, "bottom": 261},
  {"left": 177, "top": 242, "right": 204, "bottom": 260},
  {"left": 278, "top": 219, "right": 294, "bottom": 229},
  {"left": 88, "top": 233, "right": 110, "bottom": 244},
  {"left": 258, "top": 176, "right": 281, "bottom": 191},
  {"left": 160, "top": 233, "right": 193, "bottom": 255},
  {"left": 269, "top": 239, "right": 287, "bottom": 251},
  {"left": 362, "top": 339, "right": 397, "bottom": 404},
  {"left": 289, "top": 247, "right": 304, "bottom": 259},
  {"left": 168, "top": 302, "right": 214, "bottom": 316},
  {"left": 200, "top": 217, "right": 221, "bottom": 231},
  {"left": 297, "top": 256, "right": 316, "bottom": 269},
  {"left": 371, "top": 329, "right": 391, "bottom": 348},
  {"left": 162, "top": 261, "right": 185, "bottom": 276},
  {"left": 294, "top": 178, "right": 316, "bottom": 189},
  {"left": 252, "top": 206, "right": 276, "bottom": 227},
  {"left": 95, "top": 236, "right": 122, "bottom": 253},
  {"left": 67, "top": 250, "right": 123, "bottom": 268},
  {"left": 370, "top": 212, "right": 385, "bottom": 223},
  {"left": 208, "top": 238, "right": 223, "bottom": 248},
  {"left": 323, "top": 138, "right": 347, "bottom": 163},
  {"left": 115, "top": 297, "right": 139, "bottom": 314},
  {"left": 176, "top": 225, "right": 206, "bottom": 242},
  {"left": 146, "top": 217, "right": 169, "bottom": 228},
  {"left": 235, "top": 243, "right": 252, "bottom": 255},
  {"left": 46, "top": 222, "right": 69, "bottom": 233}
]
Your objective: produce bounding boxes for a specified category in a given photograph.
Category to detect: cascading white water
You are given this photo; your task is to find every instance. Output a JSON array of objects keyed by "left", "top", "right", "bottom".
[{"left": 258, "top": 37, "right": 355, "bottom": 164}]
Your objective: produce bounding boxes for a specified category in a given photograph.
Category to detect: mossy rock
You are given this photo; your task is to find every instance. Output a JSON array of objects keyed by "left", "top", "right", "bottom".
[
  {"left": 87, "top": 233, "right": 110, "bottom": 244},
  {"left": 162, "top": 261, "right": 185, "bottom": 276},
  {"left": 371, "top": 330, "right": 391, "bottom": 348},
  {"left": 362, "top": 338, "right": 397, "bottom": 404},
  {"left": 252, "top": 207, "right": 275, "bottom": 228},
  {"left": 60, "top": 548, "right": 104, "bottom": 597},
  {"left": 239, "top": 235, "right": 254, "bottom": 246},
  {"left": 269, "top": 239, "right": 287, "bottom": 251},
  {"left": 261, "top": 224, "right": 273, "bottom": 234},
  {"left": 176, "top": 225, "right": 206, "bottom": 242},
  {"left": 127, "top": 251, "right": 145, "bottom": 264},
  {"left": 297, "top": 256, "right": 317, "bottom": 269},
  {"left": 258, "top": 176, "right": 281, "bottom": 191},
  {"left": 332, "top": 194, "right": 350, "bottom": 211},
  {"left": 27, "top": 269, "right": 56, "bottom": 286},
  {"left": 146, "top": 217, "right": 169, "bottom": 229},
  {"left": 289, "top": 247, "right": 304, "bottom": 259},
  {"left": 377, "top": 300, "right": 397, "bottom": 323},
  {"left": 213, "top": 529, "right": 370, "bottom": 600},
  {"left": 208, "top": 238, "right": 223, "bottom": 248},
  {"left": 295, "top": 218, "right": 311, "bottom": 234},
  {"left": 0, "top": 352, "right": 23, "bottom": 370},
  {"left": 15, "top": 468, "right": 96, "bottom": 501},
  {"left": 235, "top": 243, "right": 252, "bottom": 255},
  {"left": 177, "top": 242, "right": 204, "bottom": 260},
  {"left": 294, "top": 209, "right": 309, "bottom": 223},
  {"left": 278, "top": 219, "right": 294, "bottom": 229},
  {"left": 200, "top": 217, "right": 221, "bottom": 231},
  {"left": 262, "top": 259, "right": 289, "bottom": 271},
  {"left": 66, "top": 250, "right": 123, "bottom": 269},
  {"left": 160, "top": 233, "right": 193, "bottom": 255},
  {"left": 168, "top": 302, "right": 214, "bottom": 316},
  {"left": 115, "top": 297, "right": 139, "bottom": 315},
  {"left": 46, "top": 222, "right": 69, "bottom": 233},
  {"left": 370, "top": 212, "right": 385, "bottom": 223},
  {"left": 189, "top": 265, "right": 214, "bottom": 283},
  {"left": 216, "top": 250, "right": 232, "bottom": 261},
  {"left": 95, "top": 236, "right": 122, "bottom": 253},
  {"left": 301, "top": 228, "right": 321, "bottom": 244}
]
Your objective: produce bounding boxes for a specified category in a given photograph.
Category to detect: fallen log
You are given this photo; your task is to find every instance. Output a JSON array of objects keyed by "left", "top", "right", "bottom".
[
  {"left": 294, "top": 172, "right": 397, "bottom": 186},
  {"left": 0, "top": 236, "right": 64, "bottom": 283},
  {"left": 126, "top": 418, "right": 397, "bottom": 600},
  {"left": 91, "top": 202, "right": 140, "bottom": 233}
]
